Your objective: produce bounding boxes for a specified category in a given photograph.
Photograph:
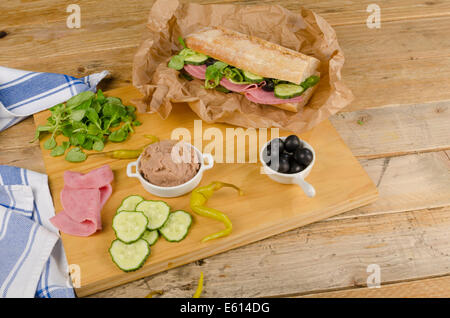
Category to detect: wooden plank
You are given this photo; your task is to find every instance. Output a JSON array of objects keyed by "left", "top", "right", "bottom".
[
  {"left": 3, "top": 8, "right": 450, "bottom": 110},
  {"left": 343, "top": 56, "right": 450, "bottom": 112},
  {"left": 337, "top": 15, "right": 450, "bottom": 111},
  {"left": 0, "top": 118, "right": 45, "bottom": 173},
  {"left": 90, "top": 205, "right": 450, "bottom": 298},
  {"left": 0, "top": 18, "right": 145, "bottom": 63},
  {"left": 2, "top": 0, "right": 450, "bottom": 28},
  {"left": 197, "top": 0, "right": 450, "bottom": 26},
  {"left": 334, "top": 151, "right": 450, "bottom": 220},
  {"left": 0, "top": 47, "right": 136, "bottom": 91},
  {"left": 300, "top": 275, "right": 450, "bottom": 298},
  {"left": 3, "top": 6, "right": 450, "bottom": 62},
  {"left": 33, "top": 86, "right": 378, "bottom": 296},
  {"left": 1, "top": 0, "right": 154, "bottom": 28},
  {"left": 330, "top": 101, "right": 450, "bottom": 159}
]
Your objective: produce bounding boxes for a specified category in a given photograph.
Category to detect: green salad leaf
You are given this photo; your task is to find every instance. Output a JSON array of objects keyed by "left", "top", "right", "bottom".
[
  {"left": 51, "top": 141, "right": 70, "bottom": 157},
  {"left": 93, "top": 140, "right": 105, "bottom": 152},
  {"left": 65, "top": 147, "right": 87, "bottom": 163},
  {"left": 178, "top": 36, "right": 187, "bottom": 48},
  {"left": 44, "top": 137, "right": 57, "bottom": 150},
  {"left": 168, "top": 55, "right": 185, "bottom": 71},
  {"left": 66, "top": 91, "right": 94, "bottom": 109},
  {"left": 223, "top": 67, "right": 245, "bottom": 83},
  {"left": 205, "top": 61, "right": 228, "bottom": 89},
  {"left": 31, "top": 89, "right": 140, "bottom": 163}
]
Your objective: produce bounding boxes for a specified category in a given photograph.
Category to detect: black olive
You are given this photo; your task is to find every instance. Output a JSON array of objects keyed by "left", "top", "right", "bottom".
[
  {"left": 288, "top": 159, "right": 305, "bottom": 174},
  {"left": 284, "top": 135, "right": 302, "bottom": 153},
  {"left": 294, "top": 148, "right": 313, "bottom": 166},
  {"left": 205, "top": 58, "right": 217, "bottom": 66},
  {"left": 280, "top": 151, "right": 291, "bottom": 160},
  {"left": 262, "top": 79, "right": 275, "bottom": 92},
  {"left": 277, "top": 157, "right": 290, "bottom": 173},
  {"left": 270, "top": 138, "right": 285, "bottom": 154}
]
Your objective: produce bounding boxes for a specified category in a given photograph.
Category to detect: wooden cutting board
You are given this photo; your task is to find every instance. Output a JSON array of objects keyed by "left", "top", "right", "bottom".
[{"left": 33, "top": 86, "right": 378, "bottom": 297}]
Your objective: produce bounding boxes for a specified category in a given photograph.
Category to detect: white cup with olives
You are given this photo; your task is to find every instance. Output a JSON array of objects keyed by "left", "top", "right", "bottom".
[{"left": 259, "top": 135, "right": 316, "bottom": 197}]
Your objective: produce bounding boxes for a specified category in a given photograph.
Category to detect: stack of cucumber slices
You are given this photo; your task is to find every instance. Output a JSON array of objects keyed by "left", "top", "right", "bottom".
[{"left": 109, "top": 195, "right": 192, "bottom": 272}]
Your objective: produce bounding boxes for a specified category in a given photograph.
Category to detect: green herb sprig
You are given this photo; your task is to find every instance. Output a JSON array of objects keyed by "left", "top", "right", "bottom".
[{"left": 32, "top": 89, "right": 141, "bottom": 163}]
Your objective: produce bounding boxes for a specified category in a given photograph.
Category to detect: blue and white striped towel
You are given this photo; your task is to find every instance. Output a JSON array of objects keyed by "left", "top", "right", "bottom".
[
  {"left": 0, "top": 66, "right": 109, "bottom": 132},
  {"left": 0, "top": 165, "right": 75, "bottom": 298}
]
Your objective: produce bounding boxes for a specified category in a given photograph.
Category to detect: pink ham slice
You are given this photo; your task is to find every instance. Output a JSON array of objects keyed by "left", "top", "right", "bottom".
[
  {"left": 64, "top": 165, "right": 114, "bottom": 189},
  {"left": 245, "top": 88, "right": 304, "bottom": 105},
  {"left": 219, "top": 78, "right": 259, "bottom": 93},
  {"left": 183, "top": 64, "right": 302, "bottom": 104},
  {"left": 59, "top": 188, "right": 102, "bottom": 231},
  {"left": 50, "top": 213, "right": 98, "bottom": 237},
  {"left": 50, "top": 165, "right": 113, "bottom": 236},
  {"left": 184, "top": 64, "right": 207, "bottom": 80},
  {"left": 99, "top": 184, "right": 113, "bottom": 209}
]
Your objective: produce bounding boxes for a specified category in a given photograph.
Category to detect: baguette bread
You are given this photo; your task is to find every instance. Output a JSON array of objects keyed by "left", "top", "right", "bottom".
[{"left": 185, "top": 27, "right": 320, "bottom": 85}]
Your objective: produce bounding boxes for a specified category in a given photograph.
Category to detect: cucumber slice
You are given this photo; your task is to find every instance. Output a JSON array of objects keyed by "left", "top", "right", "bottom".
[
  {"left": 142, "top": 230, "right": 159, "bottom": 246},
  {"left": 112, "top": 211, "right": 148, "bottom": 243},
  {"left": 117, "top": 195, "right": 144, "bottom": 214},
  {"left": 109, "top": 239, "right": 150, "bottom": 272},
  {"left": 159, "top": 210, "right": 192, "bottom": 242},
  {"left": 243, "top": 71, "right": 264, "bottom": 83},
  {"left": 274, "top": 83, "right": 305, "bottom": 99},
  {"left": 184, "top": 52, "right": 208, "bottom": 65},
  {"left": 135, "top": 200, "right": 170, "bottom": 230}
]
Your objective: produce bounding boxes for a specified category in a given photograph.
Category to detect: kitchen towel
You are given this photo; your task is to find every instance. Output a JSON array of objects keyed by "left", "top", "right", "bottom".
[
  {"left": 0, "top": 66, "right": 109, "bottom": 132},
  {"left": 0, "top": 165, "right": 75, "bottom": 298}
]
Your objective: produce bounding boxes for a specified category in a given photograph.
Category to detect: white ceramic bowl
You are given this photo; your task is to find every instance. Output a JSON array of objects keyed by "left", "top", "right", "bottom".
[
  {"left": 127, "top": 143, "right": 214, "bottom": 198},
  {"left": 259, "top": 137, "right": 316, "bottom": 197}
]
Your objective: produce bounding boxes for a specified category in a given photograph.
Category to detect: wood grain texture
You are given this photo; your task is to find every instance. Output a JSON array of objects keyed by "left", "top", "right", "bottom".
[
  {"left": 300, "top": 275, "right": 450, "bottom": 298},
  {"left": 92, "top": 206, "right": 450, "bottom": 298},
  {"left": 33, "top": 86, "right": 377, "bottom": 296},
  {"left": 330, "top": 101, "right": 450, "bottom": 159},
  {"left": 1, "top": 1, "right": 450, "bottom": 111},
  {"left": 333, "top": 151, "right": 450, "bottom": 220},
  {"left": 2, "top": 0, "right": 450, "bottom": 299},
  {"left": 0, "top": 118, "right": 45, "bottom": 173},
  {"left": 3, "top": 0, "right": 450, "bottom": 28}
]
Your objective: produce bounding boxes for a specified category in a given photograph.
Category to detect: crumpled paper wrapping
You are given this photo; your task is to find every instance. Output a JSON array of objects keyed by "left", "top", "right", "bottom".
[{"left": 132, "top": 0, "right": 353, "bottom": 133}]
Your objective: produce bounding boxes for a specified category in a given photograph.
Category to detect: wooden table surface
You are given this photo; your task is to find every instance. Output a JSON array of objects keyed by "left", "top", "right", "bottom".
[{"left": 1, "top": 0, "right": 449, "bottom": 298}]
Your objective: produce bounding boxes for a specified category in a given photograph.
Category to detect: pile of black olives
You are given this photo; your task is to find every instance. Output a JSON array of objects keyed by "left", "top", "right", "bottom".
[{"left": 263, "top": 135, "right": 314, "bottom": 174}]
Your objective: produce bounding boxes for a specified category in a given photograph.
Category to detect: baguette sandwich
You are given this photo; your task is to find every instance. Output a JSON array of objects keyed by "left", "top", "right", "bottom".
[{"left": 168, "top": 27, "right": 321, "bottom": 112}]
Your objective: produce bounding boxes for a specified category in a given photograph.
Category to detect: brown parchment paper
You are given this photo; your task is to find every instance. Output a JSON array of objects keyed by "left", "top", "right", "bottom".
[{"left": 132, "top": 0, "right": 354, "bottom": 133}]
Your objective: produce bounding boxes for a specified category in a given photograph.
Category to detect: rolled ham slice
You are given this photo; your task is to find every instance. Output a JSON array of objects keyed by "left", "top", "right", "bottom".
[
  {"left": 99, "top": 184, "right": 113, "bottom": 209},
  {"left": 60, "top": 188, "right": 102, "bottom": 231},
  {"left": 219, "top": 78, "right": 259, "bottom": 93},
  {"left": 184, "top": 64, "right": 207, "bottom": 80},
  {"left": 245, "top": 88, "right": 304, "bottom": 105},
  {"left": 64, "top": 165, "right": 114, "bottom": 189},
  {"left": 50, "top": 165, "right": 113, "bottom": 237},
  {"left": 50, "top": 212, "right": 98, "bottom": 237}
]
